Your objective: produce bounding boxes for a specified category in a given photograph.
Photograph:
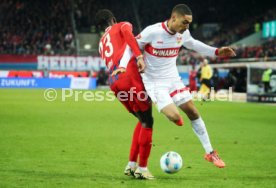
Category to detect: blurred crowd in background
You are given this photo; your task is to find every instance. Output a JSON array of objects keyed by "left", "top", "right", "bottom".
[
  {"left": 0, "top": 0, "right": 275, "bottom": 92},
  {"left": 177, "top": 40, "right": 276, "bottom": 65},
  {"left": 0, "top": 0, "right": 75, "bottom": 55},
  {"left": 0, "top": 0, "right": 275, "bottom": 58}
]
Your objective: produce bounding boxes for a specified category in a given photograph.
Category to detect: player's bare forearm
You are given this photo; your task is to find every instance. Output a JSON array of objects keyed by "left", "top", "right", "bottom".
[{"left": 111, "top": 68, "right": 126, "bottom": 76}]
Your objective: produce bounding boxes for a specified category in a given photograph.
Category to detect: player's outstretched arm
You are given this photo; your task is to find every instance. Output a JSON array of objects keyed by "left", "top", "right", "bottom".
[
  {"left": 216, "top": 47, "right": 236, "bottom": 57},
  {"left": 183, "top": 30, "right": 236, "bottom": 58}
]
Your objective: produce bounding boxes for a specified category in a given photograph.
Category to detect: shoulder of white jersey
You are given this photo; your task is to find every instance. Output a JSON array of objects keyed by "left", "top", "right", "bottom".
[
  {"left": 142, "top": 22, "right": 163, "bottom": 34},
  {"left": 182, "top": 29, "right": 191, "bottom": 37},
  {"left": 181, "top": 29, "right": 193, "bottom": 43},
  {"left": 151, "top": 22, "right": 162, "bottom": 27},
  {"left": 148, "top": 22, "right": 163, "bottom": 30}
]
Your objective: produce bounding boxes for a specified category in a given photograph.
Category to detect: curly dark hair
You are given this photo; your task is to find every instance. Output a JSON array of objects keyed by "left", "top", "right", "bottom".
[{"left": 95, "top": 9, "right": 116, "bottom": 30}]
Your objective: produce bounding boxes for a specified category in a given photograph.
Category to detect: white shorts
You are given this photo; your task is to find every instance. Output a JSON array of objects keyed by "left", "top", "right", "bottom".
[{"left": 142, "top": 77, "right": 192, "bottom": 112}]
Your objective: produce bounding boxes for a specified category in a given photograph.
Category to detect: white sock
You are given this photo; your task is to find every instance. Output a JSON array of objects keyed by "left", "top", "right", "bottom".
[
  {"left": 138, "top": 166, "right": 148, "bottom": 171},
  {"left": 191, "top": 117, "right": 213, "bottom": 153},
  {"left": 128, "top": 161, "right": 137, "bottom": 168}
]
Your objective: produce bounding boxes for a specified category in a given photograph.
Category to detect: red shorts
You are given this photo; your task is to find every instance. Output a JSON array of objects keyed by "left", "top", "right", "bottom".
[{"left": 109, "top": 60, "right": 151, "bottom": 113}]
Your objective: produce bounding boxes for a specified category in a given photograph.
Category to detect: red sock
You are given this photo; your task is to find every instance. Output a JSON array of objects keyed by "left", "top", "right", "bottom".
[
  {"left": 175, "top": 117, "right": 184, "bottom": 126},
  {"left": 138, "top": 127, "right": 153, "bottom": 167},
  {"left": 129, "top": 122, "right": 142, "bottom": 162}
]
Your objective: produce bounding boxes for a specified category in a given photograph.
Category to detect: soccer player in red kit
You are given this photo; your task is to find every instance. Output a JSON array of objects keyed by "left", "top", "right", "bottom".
[{"left": 95, "top": 9, "right": 154, "bottom": 180}]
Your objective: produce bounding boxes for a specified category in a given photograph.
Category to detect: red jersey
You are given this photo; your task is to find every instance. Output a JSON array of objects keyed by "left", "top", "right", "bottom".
[{"left": 99, "top": 22, "right": 141, "bottom": 73}]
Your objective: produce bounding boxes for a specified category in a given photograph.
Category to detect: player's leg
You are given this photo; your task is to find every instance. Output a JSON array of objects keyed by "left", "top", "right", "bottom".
[
  {"left": 129, "top": 120, "right": 141, "bottom": 163},
  {"left": 169, "top": 79, "right": 225, "bottom": 168},
  {"left": 110, "top": 78, "right": 142, "bottom": 176},
  {"left": 170, "top": 80, "right": 212, "bottom": 151},
  {"left": 124, "top": 119, "right": 142, "bottom": 176},
  {"left": 145, "top": 81, "right": 183, "bottom": 126},
  {"left": 129, "top": 78, "right": 155, "bottom": 179},
  {"left": 125, "top": 108, "right": 155, "bottom": 179},
  {"left": 179, "top": 100, "right": 212, "bottom": 152},
  {"left": 122, "top": 72, "right": 155, "bottom": 179},
  {"left": 160, "top": 103, "right": 183, "bottom": 126},
  {"left": 178, "top": 100, "right": 225, "bottom": 168},
  {"left": 133, "top": 107, "right": 155, "bottom": 180},
  {"left": 135, "top": 107, "right": 153, "bottom": 167}
]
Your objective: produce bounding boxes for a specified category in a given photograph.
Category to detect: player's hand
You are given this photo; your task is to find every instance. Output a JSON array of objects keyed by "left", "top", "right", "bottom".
[
  {"left": 137, "top": 55, "right": 145, "bottom": 73},
  {"left": 111, "top": 68, "right": 126, "bottom": 76},
  {"left": 218, "top": 47, "right": 236, "bottom": 57}
]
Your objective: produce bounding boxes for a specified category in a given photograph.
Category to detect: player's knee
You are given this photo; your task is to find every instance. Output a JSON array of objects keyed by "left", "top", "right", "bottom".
[
  {"left": 147, "top": 116, "right": 154, "bottom": 127},
  {"left": 141, "top": 116, "right": 153, "bottom": 128}
]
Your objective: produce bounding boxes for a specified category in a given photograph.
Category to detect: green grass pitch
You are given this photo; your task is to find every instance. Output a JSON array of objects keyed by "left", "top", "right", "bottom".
[{"left": 0, "top": 89, "right": 275, "bottom": 187}]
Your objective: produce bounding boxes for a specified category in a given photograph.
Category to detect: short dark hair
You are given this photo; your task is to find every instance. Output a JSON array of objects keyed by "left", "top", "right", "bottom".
[
  {"left": 172, "top": 4, "right": 192, "bottom": 16},
  {"left": 95, "top": 9, "right": 116, "bottom": 30}
]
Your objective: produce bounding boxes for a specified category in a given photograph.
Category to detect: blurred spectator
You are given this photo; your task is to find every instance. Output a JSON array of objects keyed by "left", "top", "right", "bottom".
[
  {"left": 262, "top": 68, "right": 272, "bottom": 93},
  {"left": 199, "top": 59, "right": 213, "bottom": 98},
  {"left": 189, "top": 65, "right": 197, "bottom": 92},
  {"left": 224, "top": 69, "right": 237, "bottom": 91},
  {"left": 211, "top": 68, "right": 219, "bottom": 91},
  {"left": 234, "top": 68, "right": 247, "bottom": 92},
  {"left": 96, "top": 68, "right": 108, "bottom": 86}
]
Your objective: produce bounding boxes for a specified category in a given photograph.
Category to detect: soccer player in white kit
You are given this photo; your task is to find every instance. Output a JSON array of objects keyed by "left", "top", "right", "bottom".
[{"left": 118, "top": 4, "right": 236, "bottom": 168}]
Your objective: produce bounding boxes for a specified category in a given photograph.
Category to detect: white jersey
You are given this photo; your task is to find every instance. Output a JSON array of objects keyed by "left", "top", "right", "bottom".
[
  {"left": 136, "top": 20, "right": 217, "bottom": 80},
  {"left": 119, "top": 20, "right": 219, "bottom": 111}
]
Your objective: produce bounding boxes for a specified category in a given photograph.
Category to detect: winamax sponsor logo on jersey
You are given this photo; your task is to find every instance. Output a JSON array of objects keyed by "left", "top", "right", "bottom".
[
  {"left": 152, "top": 49, "right": 179, "bottom": 57},
  {"left": 145, "top": 44, "right": 180, "bottom": 57}
]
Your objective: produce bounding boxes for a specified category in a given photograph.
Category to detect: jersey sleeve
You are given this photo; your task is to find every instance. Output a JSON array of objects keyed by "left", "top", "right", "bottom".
[
  {"left": 118, "top": 45, "right": 133, "bottom": 68},
  {"left": 136, "top": 26, "right": 153, "bottom": 50},
  {"left": 182, "top": 30, "right": 217, "bottom": 57},
  {"left": 120, "top": 22, "right": 142, "bottom": 57}
]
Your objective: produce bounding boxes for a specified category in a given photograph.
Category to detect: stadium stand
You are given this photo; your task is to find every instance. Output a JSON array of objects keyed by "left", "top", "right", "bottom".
[
  {"left": 1, "top": 0, "right": 275, "bottom": 57},
  {"left": 0, "top": 0, "right": 275, "bottom": 92},
  {"left": 0, "top": 0, "right": 75, "bottom": 55}
]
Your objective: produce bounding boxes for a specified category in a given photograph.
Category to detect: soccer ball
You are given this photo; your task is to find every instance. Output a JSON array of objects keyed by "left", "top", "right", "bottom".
[{"left": 160, "top": 151, "right": 183, "bottom": 174}]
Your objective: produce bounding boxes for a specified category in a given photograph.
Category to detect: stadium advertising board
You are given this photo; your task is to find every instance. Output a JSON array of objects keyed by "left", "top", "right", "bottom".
[
  {"left": 262, "top": 20, "right": 276, "bottom": 38},
  {"left": 0, "top": 78, "right": 96, "bottom": 89},
  {"left": 0, "top": 55, "right": 106, "bottom": 71}
]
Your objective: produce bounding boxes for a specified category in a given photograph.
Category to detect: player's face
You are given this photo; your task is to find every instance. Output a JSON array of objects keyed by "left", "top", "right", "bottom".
[{"left": 171, "top": 14, "right": 192, "bottom": 34}]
